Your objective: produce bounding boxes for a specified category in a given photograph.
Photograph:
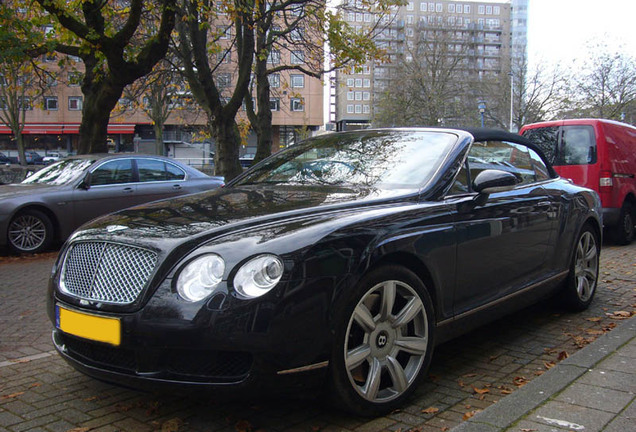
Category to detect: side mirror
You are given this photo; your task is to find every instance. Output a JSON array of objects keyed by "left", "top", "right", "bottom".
[
  {"left": 79, "top": 171, "right": 91, "bottom": 190},
  {"left": 473, "top": 169, "right": 518, "bottom": 194}
]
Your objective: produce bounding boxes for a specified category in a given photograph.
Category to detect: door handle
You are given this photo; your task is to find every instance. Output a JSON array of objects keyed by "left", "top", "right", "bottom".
[
  {"left": 172, "top": 184, "right": 182, "bottom": 190},
  {"left": 122, "top": 187, "right": 134, "bottom": 193}
]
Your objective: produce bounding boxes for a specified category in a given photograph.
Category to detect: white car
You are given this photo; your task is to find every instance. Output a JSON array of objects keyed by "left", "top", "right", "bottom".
[{"left": 43, "top": 152, "right": 61, "bottom": 164}]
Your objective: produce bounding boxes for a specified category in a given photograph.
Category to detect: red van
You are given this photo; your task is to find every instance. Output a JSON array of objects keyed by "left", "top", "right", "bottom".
[{"left": 520, "top": 119, "right": 636, "bottom": 244}]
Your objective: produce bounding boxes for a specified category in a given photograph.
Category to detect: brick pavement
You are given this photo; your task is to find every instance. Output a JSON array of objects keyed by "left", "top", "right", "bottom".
[{"left": 0, "top": 243, "right": 634, "bottom": 432}]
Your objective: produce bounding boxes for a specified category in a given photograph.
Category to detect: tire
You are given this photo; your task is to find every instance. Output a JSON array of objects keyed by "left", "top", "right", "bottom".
[
  {"left": 612, "top": 202, "right": 634, "bottom": 245},
  {"left": 561, "top": 225, "right": 600, "bottom": 311},
  {"left": 329, "top": 265, "right": 435, "bottom": 416},
  {"left": 7, "top": 209, "right": 53, "bottom": 254}
]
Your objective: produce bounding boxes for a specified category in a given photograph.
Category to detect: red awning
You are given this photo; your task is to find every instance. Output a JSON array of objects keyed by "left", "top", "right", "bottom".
[{"left": 0, "top": 123, "right": 136, "bottom": 135}]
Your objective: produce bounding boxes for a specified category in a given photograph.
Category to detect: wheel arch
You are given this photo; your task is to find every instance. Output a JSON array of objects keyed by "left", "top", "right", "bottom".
[
  {"left": 10, "top": 204, "right": 60, "bottom": 242},
  {"left": 366, "top": 252, "right": 440, "bottom": 322}
]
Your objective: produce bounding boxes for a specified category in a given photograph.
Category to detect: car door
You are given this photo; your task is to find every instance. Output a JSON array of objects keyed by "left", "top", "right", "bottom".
[
  {"left": 449, "top": 140, "right": 556, "bottom": 316},
  {"left": 133, "top": 158, "right": 188, "bottom": 203},
  {"left": 72, "top": 158, "right": 138, "bottom": 227}
]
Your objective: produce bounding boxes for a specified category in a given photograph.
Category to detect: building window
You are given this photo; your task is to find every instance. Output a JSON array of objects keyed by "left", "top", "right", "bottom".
[
  {"left": 478, "top": 5, "right": 485, "bottom": 14},
  {"left": 291, "top": 98, "right": 304, "bottom": 112},
  {"left": 363, "top": 92, "right": 370, "bottom": 101},
  {"left": 217, "top": 25, "right": 231, "bottom": 39},
  {"left": 268, "top": 49, "right": 280, "bottom": 64},
  {"left": 420, "top": 2, "right": 427, "bottom": 12},
  {"left": 407, "top": 15, "right": 413, "bottom": 24},
  {"left": 290, "top": 74, "right": 304, "bottom": 88},
  {"left": 436, "top": 3, "right": 442, "bottom": 12},
  {"left": 347, "top": 104, "right": 354, "bottom": 114},
  {"left": 363, "top": 105, "right": 370, "bottom": 114},
  {"left": 44, "top": 96, "right": 58, "bottom": 110},
  {"left": 486, "top": 5, "right": 492, "bottom": 14},
  {"left": 448, "top": 4, "right": 455, "bottom": 13},
  {"left": 18, "top": 97, "right": 32, "bottom": 111},
  {"left": 0, "top": 97, "right": 7, "bottom": 110},
  {"left": 355, "top": 91, "right": 362, "bottom": 101},
  {"left": 68, "top": 72, "right": 82, "bottom": 86},
  {"left": 216, "top": 51, "right": 231, "bottom": 64},
  {"left": 355, "top": 104, "right": 362, "bottom": 113},
  {"left": 407, "top": 2, "right": 414, "bottom": 11},
  {"left": 291, "top": 50, "right": 304, "bottom": 64},
  {"left": 68, "top": 96, "right": 83, "bottom": 111},
  {"left": 457, "top": 4, "right": 462, "bottom": 13},
  {"left": 347, "top": 91, "right": 354, "bottom": 101},
  {"left": 494, "top": 6, "right": 500, "bottom": 15},
  {"left": 346, "top": 78, "right": 355, "bottom": 87},
  {"left": 348, "top": 12, "right": 355, "bottom": 21},
  {"left": 216, "top": 73, "right": 231, "bottom": 89},
  {"left": 355, "top": 78, "right": 362, "bottom": 87},
  {"left": 269, "top": 73, "right": 280, "bottom": 88},
  {"left": 290, "top": 28, "right": 304, "bottom": 41},
  {"left": 269, "top": 98, "right": 280, "bottom": 111},
  {"left": 363, "top": 78, "right": 370, "bottom": 87},
  {"left": 465, "top": 5, "right": 470, "bottom": 13}
]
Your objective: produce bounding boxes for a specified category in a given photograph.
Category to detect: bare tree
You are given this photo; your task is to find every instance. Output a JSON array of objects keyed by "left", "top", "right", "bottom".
[
  {"left": 570, "top": 44, "right": 636, "bottom": 121},
  {"left": 374, "top": 24, "right": 472, "bottom": 127}
]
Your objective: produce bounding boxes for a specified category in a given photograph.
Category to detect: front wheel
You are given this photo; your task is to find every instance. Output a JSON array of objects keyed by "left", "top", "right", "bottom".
[
  {"left": 329, "top": 266, "right": 435, "bottom": 416},
  {"left": 7, "top": 209, "right": 53, "bottom": 254},
  {"left": 561, "top": 225, "right": 600, "bottom": 311}
]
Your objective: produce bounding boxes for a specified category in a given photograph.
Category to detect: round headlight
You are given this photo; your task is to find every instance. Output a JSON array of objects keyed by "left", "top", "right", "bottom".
[
  {"left": 234, "top": 254, "right": 284, "bottom": 299},
  {"left": 177, "top": 254, "right": 225, "bottom": 302}
]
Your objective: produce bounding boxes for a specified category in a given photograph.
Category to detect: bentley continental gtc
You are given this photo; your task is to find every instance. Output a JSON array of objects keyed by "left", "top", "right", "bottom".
[{"left": 48, "top": 128, "right": 602, "bottom": 415}]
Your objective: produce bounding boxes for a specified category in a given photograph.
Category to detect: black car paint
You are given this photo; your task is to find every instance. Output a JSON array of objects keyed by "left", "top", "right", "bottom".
[{"left": 47, "top": 129, "right": 602, "bottom": 393}]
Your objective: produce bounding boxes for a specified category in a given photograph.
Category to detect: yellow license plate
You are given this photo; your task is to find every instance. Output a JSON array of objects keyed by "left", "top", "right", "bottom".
[{"left": 56, "top": 305, "right": 121, "bottom": 346}]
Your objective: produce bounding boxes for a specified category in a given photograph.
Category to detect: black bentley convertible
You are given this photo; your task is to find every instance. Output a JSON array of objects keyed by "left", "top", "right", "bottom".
[{"left": 48, "top": 128, "right": 602, "bottom": 415}]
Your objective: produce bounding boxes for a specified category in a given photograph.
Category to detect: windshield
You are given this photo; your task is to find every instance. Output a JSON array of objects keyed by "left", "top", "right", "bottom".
[
  {"left": 234, "top": 130, "right": 458, "bottom": 189},
  {"left": 22, "top": 158, "right": 95, "bottom": 186}
]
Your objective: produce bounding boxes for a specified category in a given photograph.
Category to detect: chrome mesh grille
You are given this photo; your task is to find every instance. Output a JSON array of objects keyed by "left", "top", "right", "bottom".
[{"left": 61, "top": 242, "right": 157, "bottom": 304}]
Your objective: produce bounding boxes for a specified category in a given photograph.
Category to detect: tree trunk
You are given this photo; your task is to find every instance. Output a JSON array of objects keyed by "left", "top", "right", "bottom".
[
  {"left": 16, "top": 133, "right": 27, "bottom": 167},
  {"left": 154, "top": 122, "right": 165, "bottom": 155},
  {"left": 212, "top": 117, "right": 243, "bottom": 181},
  {"left": 254, "top": 57, "right": 273, "bottom": 164},
  {"left": 79, "top": 73, "right": 124, "bottom": 154}
]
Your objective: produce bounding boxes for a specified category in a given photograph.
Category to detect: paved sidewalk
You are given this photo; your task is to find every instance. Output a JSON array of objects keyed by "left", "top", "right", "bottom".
[{"left": 453, "top": 316, "right": 636, "bottom": 432}]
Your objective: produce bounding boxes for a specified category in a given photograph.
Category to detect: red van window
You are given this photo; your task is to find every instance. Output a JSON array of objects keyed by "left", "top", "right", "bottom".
[
  {"left": 561, "top": 126, "right": 596, "bottom": 165},
  {"left": 522, "top": 125, "right": 596, "bottom": 166}
]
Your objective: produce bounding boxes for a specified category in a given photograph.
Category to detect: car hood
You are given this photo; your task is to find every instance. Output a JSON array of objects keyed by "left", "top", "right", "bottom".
[
  {"left": 70, "top": 184, "right": 417, "bottom": 247},
  {"left": 0, "top": 183, "right": 64, "bottom": 202}
]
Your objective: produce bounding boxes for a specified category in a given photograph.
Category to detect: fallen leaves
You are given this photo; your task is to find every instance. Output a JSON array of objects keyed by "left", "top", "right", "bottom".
[
  {"left": 162, "top": 418, "right": 183, "bottom": 432},
  {"left": 421, "top": 407, "right": 440, "bottom": 414},
  {"left": 472, "top": 386, "right": 490, "bottom": 395},
  {"left": 462, "top": 410, "right": 480, "bottom": 421},
  {"left": 544, "top": 361, "right": 556, "bottom": 370},
  {"left": 498, "top": 385, "right": 513, "bottom": 395},
  {"left": 607, "top": 310, "right": 633, "bottom": 319},
  {"left": 557, "top": 351, "right": 569, "bottom": 361},
  {"left": 513, "top": 376, "right": 529, "bottom": 387},
  {"left": 1, "top": 391, "right": 24, "bottom": 400}
]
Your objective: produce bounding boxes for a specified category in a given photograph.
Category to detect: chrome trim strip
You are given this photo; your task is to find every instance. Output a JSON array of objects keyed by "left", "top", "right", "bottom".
[
  {"left": 437, "top": 270, "right": 569, "bottom": 327},
  {"left": 276, "top": 360, "right": 329, "bottom": 375}
]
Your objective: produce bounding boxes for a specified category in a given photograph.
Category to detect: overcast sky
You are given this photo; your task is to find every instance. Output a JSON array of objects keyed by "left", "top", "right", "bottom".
[{"left": 526, "top": 0, "right": 636, "bottom": 67}]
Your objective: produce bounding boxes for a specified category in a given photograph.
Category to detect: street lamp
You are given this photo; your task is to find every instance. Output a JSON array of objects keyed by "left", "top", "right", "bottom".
[
  {"left": 478, "top": 101, "right": 486, "bottom": 128},
  {"left": 509, "top": 72, "right": 514, "bottom": 132}
]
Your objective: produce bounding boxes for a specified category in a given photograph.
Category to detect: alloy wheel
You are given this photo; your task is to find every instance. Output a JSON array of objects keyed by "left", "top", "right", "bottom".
[
  {"left": 344, "top": 280, "right": 428, "bottom": 403},
  {"left": 574, "top": 231, "right": 598, "bottom": 302},
  {"left": 8, "top": 214, "right": 47, "bottom": 252}
]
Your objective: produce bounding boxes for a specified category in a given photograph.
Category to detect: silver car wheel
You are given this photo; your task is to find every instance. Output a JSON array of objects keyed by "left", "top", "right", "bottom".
[
  {"left": 8, "top": 214, "right": 47, "bottom": 252},
  {"left": 344, "top": 280, "right": 428, "bottom": 403},
  {"left": 574, "top": 231, "right": 598, "bottom": 302}
]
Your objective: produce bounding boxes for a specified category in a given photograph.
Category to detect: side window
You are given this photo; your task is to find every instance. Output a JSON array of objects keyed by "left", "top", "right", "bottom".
[
  {"left": 90, "top": 159, "right": 134, "bottom": 186},
  {"left": 137, "top": 159, "right": 169, "bottom": 182},
  {"left": 137, "top": 159, "right": 186, "bottom": 182},
  {"left": 449, "top": 162, "right": 470, "bottom": 195},
  {"left": 561, "top": 125, "right": 596, "bottom": 165},
  {"left": 165, "top": 162, "right": 186, "bottom": 180},
  {"left": 468, "top": 141, "right": 536, "bottom": 186},
  {"left": 528, "top": 148, "right": 550, "bottom": 181}
]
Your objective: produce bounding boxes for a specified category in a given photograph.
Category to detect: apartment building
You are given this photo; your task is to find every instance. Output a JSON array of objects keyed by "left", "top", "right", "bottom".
[
  {"left": 334, "top": 0, "right": 528, "bottom": 131},
  {"left": 0, "top": 22, "right": 323, "bottom": 157}
]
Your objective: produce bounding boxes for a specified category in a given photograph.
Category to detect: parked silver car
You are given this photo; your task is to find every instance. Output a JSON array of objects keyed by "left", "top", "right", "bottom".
[{"left": 0, "top": 154, "right": 224, "bottom": 253}]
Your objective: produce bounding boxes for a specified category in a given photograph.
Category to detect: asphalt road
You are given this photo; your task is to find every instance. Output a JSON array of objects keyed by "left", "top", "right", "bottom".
[{"left": 1, "top": 242, "right": 634, "bottom": 432}]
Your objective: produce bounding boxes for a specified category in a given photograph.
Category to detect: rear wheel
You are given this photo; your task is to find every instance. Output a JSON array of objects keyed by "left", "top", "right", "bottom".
[
  {"left": 561, "top": 225, "right": 599, "bottom": 311},
  {"left": 612, "top": 202, "right": 634, "bottom": 245},
  {"left": 329, "top": 266, "right": 434, "bottom": 416},
  {"left": 7, "top": 209, "right": 53, "bottom": 254}
]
